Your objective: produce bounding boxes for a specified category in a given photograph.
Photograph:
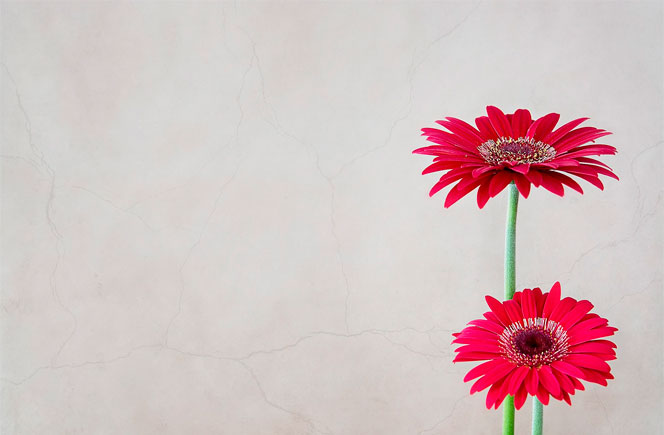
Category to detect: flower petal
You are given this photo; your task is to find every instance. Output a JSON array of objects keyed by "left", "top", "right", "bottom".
[
  {"left": 546, "top": 171, "right": 584, "bottom": 195},
  {"left": 441, "top": 117, "right": 486, "bottom": 144},
  {"left": 444, "top": 177, "right": 488, "bottom": 208},
  {"left": 536, "top": 385, "right": 550, "bottom": 405},
  {"left": 485, "top": 295, "right": 511, "bottom": 326},
  {"left": 542, "top": 282, "right": 561, "bottom": 318},
  {"left": 464, "top": 359, "right": 507, "bottom": 382},
  {"left": 520, "top": 288, "right": 538, "bottom": 320},
  {"left": 564, "top": 354, "right": 612, "bottom": 373},
  {"left": 543, "top": 117, "right": 589, "bottom": 144},
  {"left": 512, "top": 173, "right": 531, "bottom": 198},
  {"left": 551, "top": 360, "right": 585, "bottom": 378},
  {"left": 485, "top": 377, "right": 509, "bottom": 409},
  {"left": 488, "top": 171, "right": 514, "bottom": 197},
  {"left": 506, "top": 366, "right": 530, "bottom": 395},
  {"left": 539, "top": 172, "right": 565, "bottom": 196},
  {"left": 559, "top": 300, "right": 594, "bottom": 329},
  {"left": 533, "top": 113, "right": 560, "bottom": 140},
  {"left": 429, "top": 168, "right": 473, "bottom": 197},
  {"left": 538, "top": 365, "right": 562, "bottom": 398},
  {"left": 486, "top": 106, "right": 513, "bottom": 137},
  {"left": 525, "top": 366, "right": 539, "bottom": 395},
  {"left": 470, "top": 361, "right": 515, "bottom": 394},
  {"left": 511, "top": 109, "right": 532, "bottom": 137},
  {"left": 477, "top": 182, "right": 491, "bottom": 209},
  {"left": 475, "top": 116, "right": 498, "bottom": 140}
]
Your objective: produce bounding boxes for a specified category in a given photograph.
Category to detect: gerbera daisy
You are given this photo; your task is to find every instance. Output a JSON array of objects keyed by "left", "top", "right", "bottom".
[
  {"left": 453, "top": 282, "right": 617, "bottom": 409},
  {"left": 414, "top": 106, "right": 618, "bottom": 208}
]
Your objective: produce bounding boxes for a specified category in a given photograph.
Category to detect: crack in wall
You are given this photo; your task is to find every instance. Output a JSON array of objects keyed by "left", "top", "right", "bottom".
[
  {"left": 333, "top": 0, "right": 482, "bottom": 179},
  {"left": 70, "top": 185, "right": 156, "bottom": 231},
  {"left": 2, "top": 63, "right": 77, "bottom": 366},
  {"left": 417, "top": 395, "right": 466, "bottom": 435}
]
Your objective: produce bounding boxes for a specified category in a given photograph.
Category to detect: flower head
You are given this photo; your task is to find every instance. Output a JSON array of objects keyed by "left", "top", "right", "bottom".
[
  {"left": 414, "top": 106, "right": 618, "bottom": 208},
  {"left": 453, "top": 282, "right": 617, "bottom": 409}
]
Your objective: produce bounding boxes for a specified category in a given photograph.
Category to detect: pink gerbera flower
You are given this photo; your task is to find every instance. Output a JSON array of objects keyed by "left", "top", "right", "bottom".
[
  {"left": 453, "top": 282, "right": 617, "bottom": 409},
  {"left": 414, "top": 106, "right": 619, "bottom": 208}
]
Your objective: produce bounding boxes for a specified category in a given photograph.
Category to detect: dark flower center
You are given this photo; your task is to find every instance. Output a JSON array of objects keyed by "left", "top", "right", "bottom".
[
  {"left": 477, "top": 137, "right": 556, "bottom": 165},
  {"left": 514, "top": 330, "right": 553, "bottom": 355},
  {"left": 498, "top": 318, "right": 570, "bottom": 368}
]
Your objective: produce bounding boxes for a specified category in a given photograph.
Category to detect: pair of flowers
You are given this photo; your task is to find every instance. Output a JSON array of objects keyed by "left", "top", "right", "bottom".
[{"left": 414, "top": 106, "right": 617, "bottom": 410}]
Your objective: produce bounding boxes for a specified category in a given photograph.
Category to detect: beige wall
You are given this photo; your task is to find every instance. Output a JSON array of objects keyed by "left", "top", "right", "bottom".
[{"left": 2, "top": 1, "right": 662, "bottom": 434}]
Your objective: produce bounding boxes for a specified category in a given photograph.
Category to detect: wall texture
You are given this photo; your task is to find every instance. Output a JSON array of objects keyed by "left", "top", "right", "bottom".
[{"left": 2, "top": 1, "right": 662, "bottom": 434}]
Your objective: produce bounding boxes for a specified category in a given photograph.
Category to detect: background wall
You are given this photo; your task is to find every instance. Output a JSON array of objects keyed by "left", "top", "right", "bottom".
[{"left": 2, "top": 1, "right": 662, "bottom": 434}]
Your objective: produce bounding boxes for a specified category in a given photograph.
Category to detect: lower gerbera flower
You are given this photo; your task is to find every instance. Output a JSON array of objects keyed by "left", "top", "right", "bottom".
[{"left": 453, "top": 282, "right": 617, "bottom": 409}]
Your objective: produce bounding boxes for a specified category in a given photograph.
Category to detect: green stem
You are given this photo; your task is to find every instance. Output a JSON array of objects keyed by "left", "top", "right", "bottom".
[
  {"left": 502, "top": 396, "right": 515, "bottom": 435},
  {"left": 504, "top": 182, "right": 518, "bottom": 301},
  {"left": 502, "top": 182, "right": 519, "bottom": 435},
  {"left": 532, "top": 398, "right": 543, "bottom": 435}
]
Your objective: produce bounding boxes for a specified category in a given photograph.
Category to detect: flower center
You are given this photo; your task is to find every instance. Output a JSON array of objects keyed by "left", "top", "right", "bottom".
[
  {"left": 498, "top": 318, "right": 569, "bottom": 368},
  {"left": 514, "top": 330, "right": 553, "bottom": 355},
  {"left": 477, "top": 137, "right": 556, "bottom": 165}
]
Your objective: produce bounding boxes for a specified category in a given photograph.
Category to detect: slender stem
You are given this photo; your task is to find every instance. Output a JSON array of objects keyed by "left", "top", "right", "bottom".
[
  {"left": 532, "top": 398, "right": 543, "bottom": 435},
  {"left": 502, "top": 396, "right": 515, "bottom": 435},
  {"left": 502, "top": 182, "right": 519, "bottom": 435},
  {"left": 504, "top": 182, "right": 518, "bottom": 301}
]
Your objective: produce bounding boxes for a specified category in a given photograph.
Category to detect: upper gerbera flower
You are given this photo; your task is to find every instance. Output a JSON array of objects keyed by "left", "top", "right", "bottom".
[
  {"left": 453, "top": 282, "right": 617, "bottom": 410},
  {"left": 414, "top": 106, "right": 619, "bottom": 208}
]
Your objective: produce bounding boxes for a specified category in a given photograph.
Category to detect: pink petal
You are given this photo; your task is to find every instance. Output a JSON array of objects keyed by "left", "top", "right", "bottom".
[
  {"left": 554, "top": 128, "right": 612, "bottom": 153},
  {"left": 475, "top": 116, "right": 498, "bottom": 140},
  {"left": 539, "top": 172, "right": 565, "bottom": 196},
  {"left": 472, "top": 165, "right": 499, "bottom": 178},
  {"left": 470, "top": 361, "right": 515, "bottom": 394},
  {"left": 575, "top": 156, "right": 614, "bottom": 169},
  {"left": 485, "top": 377, "right": 509, "bottom": 409},
  {"left": 520, "top": 288, "right": 537, "bottom": 319},
  {"left": 543, "top": 117, "right": 589, "bottom": 144},
  {"left": 551, "top": 361, "right": 585, "bottom": 378},
  {"left": 524, "top": 169, "right": 543, "bottom": 187},
  {"left": 538, "top": 365, "right": 562, "bottom": 398},
  {"left": 468, "top": 319, "right": 504, "bottom": 334},
  {"left": 441, "top": 117, "right": 485, "bottom": 144},
  {"left": 513, "top": 173, "right": 531, "bottom": 198},
  {"left": 511, "top": 109, "right": 532, "bottom": 137},
  {"left": 577, "top": 368, "right": 610, "bottom": 386},
  {"left": 547, "top": 171, "right": 584, "bottom": 195},
  {"left": 569, "top": 341, "right": 616, "bottom": 356},
  {"left": 549, "top": 297, "right": 577, "bottom": 322},
  {"left": 559, "top": 300, "right": 594, "bottom": 329},
  {"left": 570, "top": 327, "right": 618, "bottom": 347},
  {"left": 486, "top": 106, "right": 513, "bottom": 137},
  {"left": 564, "top": 171, "right": 604, "bottom": 190},
  {"left": 564, "top": 354, "right": 611, "bottom": 373},
  {"left": 533, "top": 113, "right": 560, "bottom": 140},
  {"left": 510, "top": 163, "right": 531, "bottom": 174},
  {"left": 514, "top": 384, "right": 529, "bottom": 410},
  {"left": 488, "top": 171, "right": 514, "bottom": 197},
  {"left": 551, "top": 366, "right": 577, "bottom": 394},
  {"left": 485, "top": 295, "right": 511, "bottom": 326},
  {"left": 536, "top": 385, "right": 550, "bottom": 405},
  {"left": 464, "top": 359, "right": 507, "bottom": 382},
  {"left": 423, "top": 160, "right": 470, "bottom": 175},
  {"left": 477, "top": 182, "right": 491, "bottom": 209},
  {"left": 429, "top": 168, "right": 473, "bottom": 197},
  {"left": 503, "top": 299, "right": 524, "bottom": 324},
  {"left": 444, "top": 177, "right": 487, "bottom": 208},
  {"left": 525, "top": 366, "right": 539, "bottom": 395},
  {"left": 507, "top": 366, "right": 530, "bottom": 395},
  {"left": 542, "top": 282, "right": 562, "bottom": 318}
]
